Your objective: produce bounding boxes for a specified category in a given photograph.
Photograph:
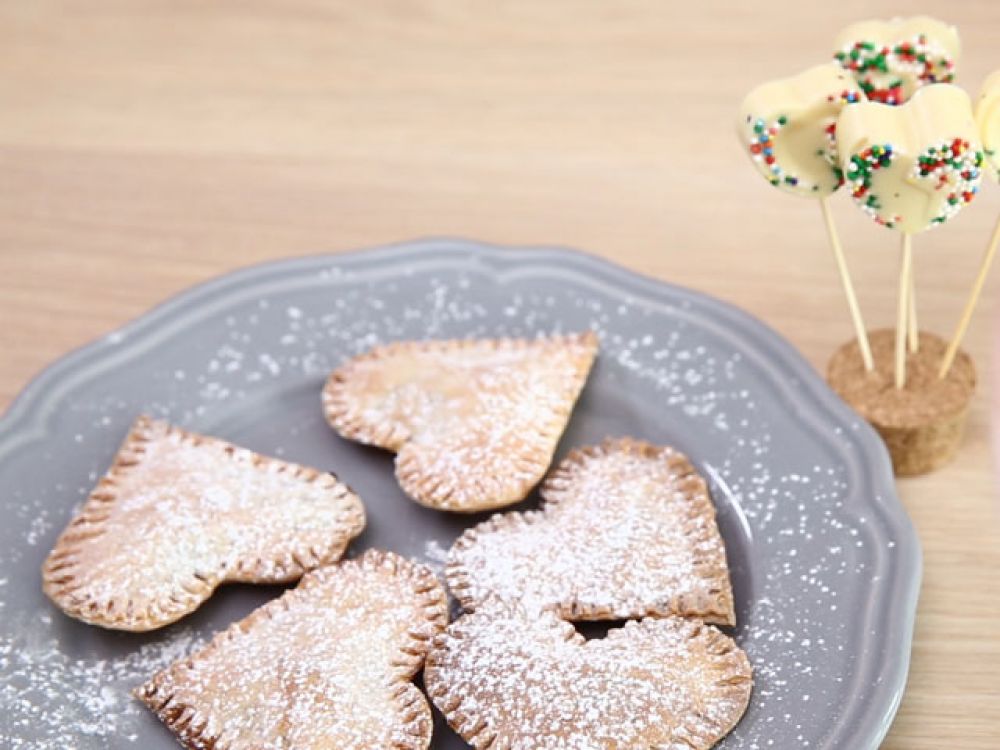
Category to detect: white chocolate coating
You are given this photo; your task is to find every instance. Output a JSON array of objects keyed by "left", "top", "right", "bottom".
[
  {"left": 976, "top": 70, "right": 1000, "bottom": 180},
  {"left": 738, "top": 63, "right": 864, "bottom": 198},
  {"left": 833, "top": 16, "right": 959, "bottom": 105},
  {"left": 837, "top": 84, "right": 983, "bottom": 234}
]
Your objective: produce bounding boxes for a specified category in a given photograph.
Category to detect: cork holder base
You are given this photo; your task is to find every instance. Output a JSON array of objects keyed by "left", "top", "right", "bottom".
[{"left": 827, "top": 329, "right": 976, "bottom": 477}]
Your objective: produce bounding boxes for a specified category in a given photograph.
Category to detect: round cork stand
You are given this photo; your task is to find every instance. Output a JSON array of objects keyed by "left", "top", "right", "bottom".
[{"left": 827, "top": 329, "right": 976, "bottom": 477}]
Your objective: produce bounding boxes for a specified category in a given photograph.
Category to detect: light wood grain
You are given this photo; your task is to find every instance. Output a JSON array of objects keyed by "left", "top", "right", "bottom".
[{"left": 1, "top": 1, "right": 998, "bottom": 745}]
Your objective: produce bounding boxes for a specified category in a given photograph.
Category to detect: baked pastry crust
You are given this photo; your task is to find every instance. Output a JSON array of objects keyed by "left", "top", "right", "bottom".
[
  {"left": 137, "top": 550, "right": 448, "bottom": 750},
  {"left": 42, "top": 415, "right": 366, "bottom": 631},
  {"left": 322, "top": 331, "right": 598, "bottom": 512},
  {"left": 447, "top": 437, "right": 736, "bottom": 625},
  {"left": 425, "top": 601, "right": 753, "bottom": 750}
]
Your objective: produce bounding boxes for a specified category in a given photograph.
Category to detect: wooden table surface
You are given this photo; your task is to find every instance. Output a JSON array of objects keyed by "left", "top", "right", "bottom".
[{"left": 2, "top": 1, "right": 998, "bottom": 745}]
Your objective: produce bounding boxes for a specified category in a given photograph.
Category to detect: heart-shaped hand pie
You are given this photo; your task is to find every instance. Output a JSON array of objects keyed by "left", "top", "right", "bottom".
[
  {"left": 833, "top": 16, "right": 959, "bottom": 105},
  {"left": 42, "top": 416, "right": 366, "bottom": 631},
  {"left": 447, "top": 438, "right": 736, "bottom": 625},
  {"left": 425, "top": 601, "right": 752, "bottom": 750},
  {"left": 837, "top": 84, "right": 984, "bottom": 233},
  {"left": 976, "top": 70, "right": 1000, "bottom": 179},
  {"left": 738, "top": 63, "right": 864, "bottom": 197},
  {"left": 322, "top": 331, "right": 598, "bottom": 512},
  {"left": 137, "top": 550, "right": 448, "bottom": 750}
]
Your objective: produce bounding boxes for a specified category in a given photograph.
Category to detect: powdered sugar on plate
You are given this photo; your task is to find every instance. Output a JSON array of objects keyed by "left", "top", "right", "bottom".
[
  {"left": 0, "top": 612, "right": 203, "bottom": 749},
  {"left": 421, "top": 539, "right": 451, "bottom": 576}
]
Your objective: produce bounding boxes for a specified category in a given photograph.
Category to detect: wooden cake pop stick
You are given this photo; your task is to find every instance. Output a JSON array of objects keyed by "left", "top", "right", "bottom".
[
  {"left": 908, "top": 259, "right": 919, "bottom": 353},
  {"left": 942, "top": 70, "right": 1000, "bottom": 377},
  {"left": 820, "top": 197, "right": 874, "bottom": 370},
  {"left": 896, "top": 234, "right": 913, "bottom": 388},
  {"left": 939, "top": 212, "right": 1000, "bottom": 377}
]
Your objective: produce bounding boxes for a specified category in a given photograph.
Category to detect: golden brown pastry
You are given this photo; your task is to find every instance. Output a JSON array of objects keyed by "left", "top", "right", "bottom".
[
  {"left": 137, "top": 550, "right": 448, "bottom": 750},
  {"left": 425, "top": 600, "right": 752, "bottom": 750},
  {"left": 42, "top": 415, "right": 365, "bottom": 631},
  {"left": 322, "top": 332, "right": 598, "bottom": 512},
  {"left": 447, "top": 437, "right": 736, "bottom": 625}
]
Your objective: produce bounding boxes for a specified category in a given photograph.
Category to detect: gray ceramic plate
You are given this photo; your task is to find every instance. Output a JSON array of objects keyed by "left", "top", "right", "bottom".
[{"left": 0, "top": 240, "right": 919, "bottom": 749}]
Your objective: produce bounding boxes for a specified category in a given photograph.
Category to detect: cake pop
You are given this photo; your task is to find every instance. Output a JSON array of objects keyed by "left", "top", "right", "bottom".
[
  {"left": 837, "top": 84, "right": 984, "bottom": 387},
  {"left": 738, "top": 64, "right": 872, "bottom": 369}
]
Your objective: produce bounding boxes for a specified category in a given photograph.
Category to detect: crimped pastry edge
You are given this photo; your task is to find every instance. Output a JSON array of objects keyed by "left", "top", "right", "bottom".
[
  {"left": 135, "top": 549, "right": 448, "bottom": 750},
  {"left": 446, "top": 436, "right": 736, "bottom": 625},
  {"left": 41, "top": 415, "right": 366, "bottom": 631}
]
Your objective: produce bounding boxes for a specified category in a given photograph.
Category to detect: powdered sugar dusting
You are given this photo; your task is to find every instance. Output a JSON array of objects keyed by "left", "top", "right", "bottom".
[
  {"left": 43, "top": 417, "right": 365, "bottom": 631},
  {"left": 421, "top": 539, "right": 450, "bottom": 576},
  {"left": 448, "top": 438, "right": 733, "bottom": 624},
  {"left": 425, "top": 602, "right": 752, "bottom": 749},
  {"left": 322, "top": 333, "right": 597, "bottom": 512},
  {"left": 0, "top": 614, "right": 203, "bottom": 749},
  {"left": 137, "top": 551, "right": 447, "bottom": 749}
]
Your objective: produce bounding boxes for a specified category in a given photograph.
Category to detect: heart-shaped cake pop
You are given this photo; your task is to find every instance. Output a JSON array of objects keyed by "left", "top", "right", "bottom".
[
  {"left": 425, "top": 601, "right": 753, "bottom": 750},
  {"left": 446, "top": 438, "right": 736, "bottom": 625},
  {"left": 738, "top": 63, "right": 864, "bottom": 196},
  {"left": 976, "top": 70, "right": 1000, "bottom": 179},
  {"left": 323, "top": 332, "right": 597, "bottom": 512},
  {"left": 138, "top": 550, "right": 448, "bottom": 750},
  {"left": 837, "top": 84, "right": 984, "bottom": 233},
  {"left": 833, "top": 16, "right": 959, "bottom": 105},
  {"left": 42, "top": 416, "right": 366, "bottom": 631}
]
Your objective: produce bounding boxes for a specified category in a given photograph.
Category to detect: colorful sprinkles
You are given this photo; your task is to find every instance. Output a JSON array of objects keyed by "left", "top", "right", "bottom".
[
  {"left": 746, "top": 116, "right": 797, "bottom": 188},
  {"left": 822, "top": 89, "right": 863, "bottom": 184},
  {"left": 745, "top": 89, "right": 862, "bottom": 195},
  {"left": 835, "top": 34, "right": 955, "bottom": 105},
  {"left": 844, "top": 144, "right": 899, "bottom": 227},
  {"left": 914, "top": 138, "right": 983, "bottom": 225},
  {"left": 844, "top": 139, "right": 984, "bottom": 230}
]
